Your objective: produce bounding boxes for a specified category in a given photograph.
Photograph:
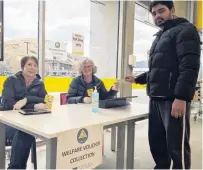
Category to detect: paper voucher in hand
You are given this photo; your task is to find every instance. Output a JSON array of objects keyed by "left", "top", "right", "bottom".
[
  {"left": 44, "top": 94, "right": 54, "bottom": 109},
  {"left": 117, "top": 79, "right": 130, "bottom": 84},
  {"left": 117, "top": 79, "right": 125, "bottom": 84},
  {"left": 87, "top": 88, "right": 94, "bottom": 97}
]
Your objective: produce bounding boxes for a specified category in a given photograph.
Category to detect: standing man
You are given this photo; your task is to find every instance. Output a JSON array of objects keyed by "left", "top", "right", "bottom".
[{"left": 125, "top": 1, "right": 201, "bottom": 169}]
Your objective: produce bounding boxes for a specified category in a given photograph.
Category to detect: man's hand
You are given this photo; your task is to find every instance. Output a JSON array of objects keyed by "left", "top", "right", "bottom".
[
  {"left": 171, "top": 99, "right": 186, "bottom": 118},
  {"left": 13, "top": 98, "right": 27, "bottom": 110},
  {"left": 83, "top": 97, "right": 92, "bottom": 104},
  {"left": 34, "top": 103, "right": 49, "bottom": 110},
  {"left": 125, "top": 76, "right": 136, "bottom": 83}
]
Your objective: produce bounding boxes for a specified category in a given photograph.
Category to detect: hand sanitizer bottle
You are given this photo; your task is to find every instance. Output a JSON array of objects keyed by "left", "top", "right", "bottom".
[{"left": 92, "top": 86, "right": 99, "bottom": 113}]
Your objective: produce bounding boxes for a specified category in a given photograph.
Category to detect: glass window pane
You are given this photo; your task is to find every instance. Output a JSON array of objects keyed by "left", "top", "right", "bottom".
[
  {"left": 45, "top": 0, "right": 90, "bottom": 77},
  {"left": 89, "top": 1, "right": 119, "bottom": 78},
  {"left": 44, "top": 0, "right": 119, "bottom": 93},
  {"left": 133, "top": 3, "right": 159, "bottom": 76},
  {"left": 134, "top": 3, "right": 149, "bottom": 22},
  {"left": 3, "top": 0, "right": 38, "bottom": 75}
]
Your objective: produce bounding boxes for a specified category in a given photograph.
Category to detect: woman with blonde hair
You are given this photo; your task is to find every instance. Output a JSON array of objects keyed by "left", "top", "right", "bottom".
[{"left": 67, "top": 58, "right": 118, "bottom": 104}]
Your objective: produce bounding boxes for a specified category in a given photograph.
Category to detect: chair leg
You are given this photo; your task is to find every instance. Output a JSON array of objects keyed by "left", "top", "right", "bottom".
[
  {"left": 102, "top": 133, "right": 104, "bottom": 155},
  {"left": 31, "top": 140, "right": 37, "bottom": 169},
  {"left": 31, "top": 144, "right": 34, "bottom": 163}
]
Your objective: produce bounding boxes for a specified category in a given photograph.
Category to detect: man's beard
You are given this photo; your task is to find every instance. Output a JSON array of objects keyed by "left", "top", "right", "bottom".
[
  {"left": 154, "top": 12, "right": 173, "bottom": 27},
  {"left": 155, "top": 18, "right": 166, "bottom": 27}
]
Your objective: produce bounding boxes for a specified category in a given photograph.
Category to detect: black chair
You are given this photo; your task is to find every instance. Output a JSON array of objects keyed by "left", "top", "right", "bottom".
[{"left": 0, "top": 96, "right": 37, "bottom": 169}]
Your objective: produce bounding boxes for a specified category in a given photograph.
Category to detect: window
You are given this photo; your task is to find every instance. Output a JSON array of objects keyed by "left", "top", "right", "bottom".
[
  {"left": 134, "top": 3, "right": 149, "bottom": 23},
  {"left": 133, "top": 2, "right": 158, "bottom": 76},
  {"left": 134, "top": 3, "right": 155, "bottom": 26},
  {"left": 89, "top": 1, "right": 119, "bottom": 78},
  {"left": 3, "top": 0, "right": 38, "bottom": 75},
  {"left": 44, "top": 0, "right": 119, "bottom": 92},
  {"left": 45, "top": 0, "right": 90, "bottom": 77},
  {"left": 45, "top": 0, "right": 119, "bottom": 80}
]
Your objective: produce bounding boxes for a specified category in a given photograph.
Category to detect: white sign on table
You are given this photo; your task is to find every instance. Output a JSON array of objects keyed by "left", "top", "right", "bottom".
[
  {"left": 72, "top": 33, "right": 84, "bottom": 56},
  {"left": 56, "top": 125, "right": 103, "bottom": 169}
]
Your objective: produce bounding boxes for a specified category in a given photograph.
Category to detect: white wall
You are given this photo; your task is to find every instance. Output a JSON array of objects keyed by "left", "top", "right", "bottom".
[
  {"left": 173, "top": 1, "right": 187, "bottom": 18},
  {"left": 89, "top": 1, "right": 119, "bottom": 78}
]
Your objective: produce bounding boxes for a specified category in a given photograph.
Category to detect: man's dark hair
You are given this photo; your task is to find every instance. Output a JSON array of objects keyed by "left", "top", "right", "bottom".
[
  {"left": 21, "top": 56, "right": 38, "bottom": 69},
  {"left": 149, "top": 1, "right": 174, "bottom": 13}
]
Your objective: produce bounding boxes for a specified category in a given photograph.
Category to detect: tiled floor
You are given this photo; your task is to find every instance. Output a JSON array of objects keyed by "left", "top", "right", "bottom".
[{"left": 5, "top": 90, "right": 202, "bottom": 169}]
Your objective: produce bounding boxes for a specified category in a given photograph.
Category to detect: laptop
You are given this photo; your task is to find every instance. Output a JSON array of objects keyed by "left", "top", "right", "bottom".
[
  {"left": 108, "top": 96, "right": 138, "bottom": 101},
  {"left": 19, "top": 109, "right": 51, "bottom": 115},
  {"left": 99, "top": 96, "right": 138, "bottom": 108}
]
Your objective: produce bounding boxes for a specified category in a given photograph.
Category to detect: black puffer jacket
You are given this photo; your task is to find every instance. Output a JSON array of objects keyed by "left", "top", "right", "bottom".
[
  {"left": 1, "top": 71, "right": 47, "bottom": 110},
  {"left": 135, "top": 18, "right": 201, "bottom": 102},
  {"left": 67, "top": 75, "right": 117, "bottom": 104}
]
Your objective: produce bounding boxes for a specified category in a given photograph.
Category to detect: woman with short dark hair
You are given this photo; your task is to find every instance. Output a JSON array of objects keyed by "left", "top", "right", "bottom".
[{"left": 1, "top": 56, "right": 48, "bottom": 169}]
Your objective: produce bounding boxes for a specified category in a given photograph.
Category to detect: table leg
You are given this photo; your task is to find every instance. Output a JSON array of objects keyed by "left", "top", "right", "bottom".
[
  {"left": 126, "top": 120, "right": 135, "bottom": 169},
  {"left": 0, "top": 122, "right": 5, "bottom": 169},
  {"left": 46, "top": 137, "right": 57, "bottom": 169},
  {"left": 111, "top": 127, "right": 116, "bottom": 151},
  {"left": 116, "top": 123, "right": 125, "bottom": 169}
]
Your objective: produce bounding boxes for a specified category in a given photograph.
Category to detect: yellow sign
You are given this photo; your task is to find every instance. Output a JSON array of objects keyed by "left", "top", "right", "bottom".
[
  {"left": 44, "top": 94, "right": 54, "bottom": 109},
  {"left": 87, "top": 89, "right": 94, "bottom": 97},
  {"left": 72, "top": 33, "right": 84, "bottom": 56}
]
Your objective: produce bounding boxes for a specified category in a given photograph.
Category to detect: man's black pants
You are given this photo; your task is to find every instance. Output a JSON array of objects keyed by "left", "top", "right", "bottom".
[{"left": 148, "top": 99, "right": 191, "bottom": 169}]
